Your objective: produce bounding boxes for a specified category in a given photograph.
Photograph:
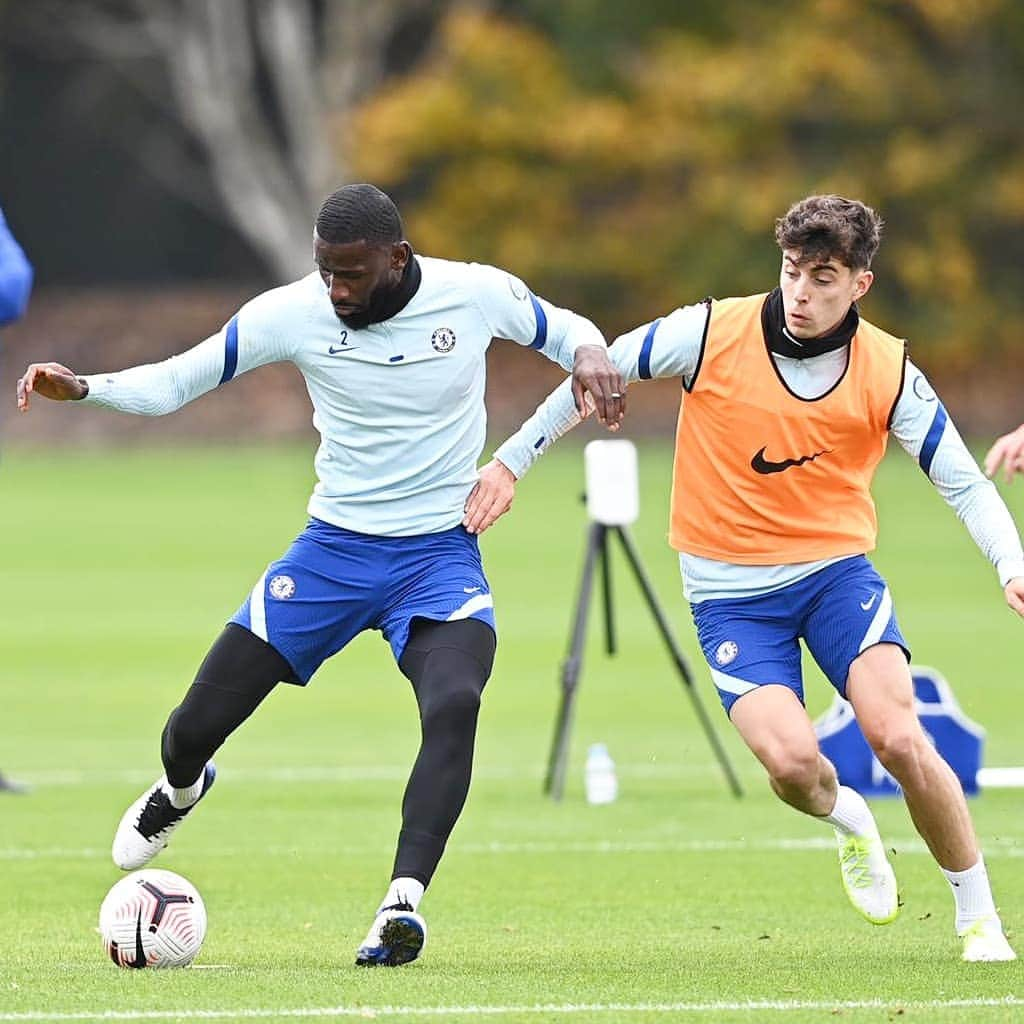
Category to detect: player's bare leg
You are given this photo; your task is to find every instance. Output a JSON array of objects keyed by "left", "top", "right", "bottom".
[
  {"left": 730, "top": 684, "right": 898, "bottom": 924},
  {"left": 848, "top": 643, "right": 1015, "bottom": 961}
]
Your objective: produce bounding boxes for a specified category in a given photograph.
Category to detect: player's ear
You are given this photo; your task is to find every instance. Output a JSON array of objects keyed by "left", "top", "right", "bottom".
[
  {"left": 391, "top": 242, "right": 411, "bottom": 271},
  {"left": 853, "top": 269, "right": 873, "bottom": 302}
]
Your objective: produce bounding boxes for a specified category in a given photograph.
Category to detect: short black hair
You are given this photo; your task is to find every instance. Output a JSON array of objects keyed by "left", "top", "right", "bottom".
[
  {"left": 775, "top": 194, "right": 883, "bottom": 270},
  {"left": 315, "top": 184, "right": 404, "bottom": 246}
]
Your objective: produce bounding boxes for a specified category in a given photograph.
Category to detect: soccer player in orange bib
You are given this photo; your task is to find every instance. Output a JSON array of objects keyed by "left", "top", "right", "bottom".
[{"left": 466, "top": 195, "right": 1024, "bottom": 962}]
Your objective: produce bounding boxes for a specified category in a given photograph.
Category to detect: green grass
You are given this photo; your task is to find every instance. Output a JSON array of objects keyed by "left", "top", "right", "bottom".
[{"left": 1, "top": 441, "right": 1023, "bottom": 1023}]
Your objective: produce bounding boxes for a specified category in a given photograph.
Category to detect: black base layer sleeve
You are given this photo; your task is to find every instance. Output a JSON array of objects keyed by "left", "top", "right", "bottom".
[
  {"left": 161, "top": 623, "right": 297, "bottom": 787},
  {"left": 391, "top": 617, "right": 496, "bottom": 887}
]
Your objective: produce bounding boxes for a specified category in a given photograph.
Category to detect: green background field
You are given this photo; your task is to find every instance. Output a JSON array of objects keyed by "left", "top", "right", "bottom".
[{"left": 1, "top": 442, "right": 1022, "bottom": 1023}]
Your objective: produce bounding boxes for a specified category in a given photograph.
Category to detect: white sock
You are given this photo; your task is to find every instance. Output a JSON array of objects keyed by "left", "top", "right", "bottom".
[
  {"left": 379, "top": 877, "right": 424, "bottom": 913},
  {"left": 822, "top": 785, "right": 879, "bottom": 837},
  {"left": 942, "top": 858, "right": 998, "bottom": 933},
  {"left": 162, "top": 771, "right": 204, "bottom": 810}
]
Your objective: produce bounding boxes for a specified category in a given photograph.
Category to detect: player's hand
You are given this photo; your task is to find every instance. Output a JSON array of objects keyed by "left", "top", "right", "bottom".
[
  {"left": 463, "top": 459, "right": 516, "bottom": 535},
  {"left": 571, "top": 344, "right": 625, "bottom": 430},
  {"left": 1004, "top": 577, "right": 1024, "bottom": 618},
  {"left": 984, "top": 424, "right": 1024, "bottom": 482},
  {"left": 16, "top": 362, "right": 88, "bottom": 411}
]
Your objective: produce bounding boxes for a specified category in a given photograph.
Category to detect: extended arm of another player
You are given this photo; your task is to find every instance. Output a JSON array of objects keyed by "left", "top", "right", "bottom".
[
  {"left": 984, "top": 423, "right": 1024, "bottom": 483},
  {"left": 463, "top": 304, "right": 707, "bottom": 534},
  {"left": 891, "top": 364, "right": 1024, "bottom": 617}
]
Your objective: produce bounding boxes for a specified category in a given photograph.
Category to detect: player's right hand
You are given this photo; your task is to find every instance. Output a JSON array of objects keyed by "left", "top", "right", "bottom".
[
  {"left": 984, "top": 423, "right": 1024, "bottom": 482},
  {"left": 16, "top": 362, "right": 88, "bottom": 411}
]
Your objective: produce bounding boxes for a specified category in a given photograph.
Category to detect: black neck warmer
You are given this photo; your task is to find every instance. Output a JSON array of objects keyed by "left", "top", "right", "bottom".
[
  {"left": 761, "top": 287, "right": 859, "bottom": 359},
  {"left": 341, "top": 249, "right": 422, "bottom": 330}
]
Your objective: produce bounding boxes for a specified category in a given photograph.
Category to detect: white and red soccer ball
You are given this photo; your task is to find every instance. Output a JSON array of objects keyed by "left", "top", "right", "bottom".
[{"left": 99, "top": 869, "right": 206, "bottom": 968}]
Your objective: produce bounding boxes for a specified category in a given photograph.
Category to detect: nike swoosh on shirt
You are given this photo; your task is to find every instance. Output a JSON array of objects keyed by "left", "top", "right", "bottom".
[
  {"left": 860, "top": 593, "right": 878, "bottom": 611},
  {"left": 328, "top": 345, "right": 359, "bottom": 355},
  {"left": 750, "top": 447, "right": 830, "bottom": 475}
]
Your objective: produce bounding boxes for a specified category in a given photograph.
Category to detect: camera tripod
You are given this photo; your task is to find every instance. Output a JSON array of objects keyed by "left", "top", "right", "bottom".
[{"left": 544, "top": 519, "right": 744, "bottom": 800}]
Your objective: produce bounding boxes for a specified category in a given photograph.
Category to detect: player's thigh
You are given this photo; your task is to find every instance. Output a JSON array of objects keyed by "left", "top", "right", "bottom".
[
  {"left": 230, "top": 520, "right": 385, "bottom": 684},
  {"left": 399, "top": 617, "right": 497, "bottom": 719},
  {"left": 802, "top": 556, "right": 911, "bottom": 702},
  {"left": 691, "top": 593, "right": 805, "bottom": 715},
  {"left": 846, "top": 643, "right": 920, "bottom": 752},
  {"left": 381, "top": 526, "right": 495, "bottom": 665},
  {"left": 728, "top": 684, "right": 820, "bottom": 776}
]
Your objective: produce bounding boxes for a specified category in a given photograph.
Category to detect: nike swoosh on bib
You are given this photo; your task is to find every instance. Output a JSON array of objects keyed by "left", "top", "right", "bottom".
[{"left": 750, "top": 447, "right": 830, "bottom": 475}]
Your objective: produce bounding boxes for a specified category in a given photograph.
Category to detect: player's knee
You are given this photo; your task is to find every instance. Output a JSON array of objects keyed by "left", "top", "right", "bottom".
[
  {"left": 765, "top": 746, "right": 820, "bottom": 794},
  {"left": 419, "top": 672, "right": 484, "bottom": 732},
  {"left": 864, "top": 722, "right": 923, "bottom": 776},
  {"left": 161, "top": 704, "right": 203, "bottom": 766},
  {"left": 161, "top": 697, "right": 221, "bottom": 766}
]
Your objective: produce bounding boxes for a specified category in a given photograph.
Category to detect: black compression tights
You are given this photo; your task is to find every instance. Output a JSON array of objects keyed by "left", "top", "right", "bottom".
[
  {"left": 159, "top": 618, "right": 495, "bottom": 889},
  {"left": 160, "top": 623, "right": 289, "bottom": 787},
  {"left": 393, "top": 617, "right": 495, "bottom": 886}
]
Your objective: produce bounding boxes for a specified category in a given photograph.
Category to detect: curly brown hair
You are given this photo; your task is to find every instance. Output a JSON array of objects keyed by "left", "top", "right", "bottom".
[{"left": 774, "top": 195, "right": 883, "bottom": 270}]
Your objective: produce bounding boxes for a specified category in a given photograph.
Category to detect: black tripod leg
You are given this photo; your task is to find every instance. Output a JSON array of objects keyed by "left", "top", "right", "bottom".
[
  {"left": 600, "top": 524, "right": 616, "bottom": 656},
  {"left": 545, "top": 523, "right": 604, "bottom": 800},
  {"left": 612, "top": 526, "right": 744, "bottom": 798}
]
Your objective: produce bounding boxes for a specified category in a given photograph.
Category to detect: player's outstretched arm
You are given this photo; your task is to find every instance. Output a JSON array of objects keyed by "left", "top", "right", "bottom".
[
  {"left": 16, "top": 362, "right": 88, "bottom": 411},
  {"left": 984, "top": 424, "right": 1024, "bottom": 483},
  {"left": 463, "top": 459, "right": 515, "bottom": 535}
]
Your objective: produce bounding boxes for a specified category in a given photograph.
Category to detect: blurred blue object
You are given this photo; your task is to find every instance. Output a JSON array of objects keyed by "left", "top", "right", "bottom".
[
  {"left": 0, "top": 206, "right": 34, "bottom": 326},
  {"left": 815, "top": 666, "right": 984, "bottom": 797}
]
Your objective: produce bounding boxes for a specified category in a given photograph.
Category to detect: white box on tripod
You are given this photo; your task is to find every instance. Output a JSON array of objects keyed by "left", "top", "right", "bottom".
[{"left": 584, "top": 439, "right": 639, "bottom": 525}]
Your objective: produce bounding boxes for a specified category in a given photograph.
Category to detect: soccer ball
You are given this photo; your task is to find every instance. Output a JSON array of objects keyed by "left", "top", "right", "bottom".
[{"left": 99, "top": 869, "right": 207, "bottom": 969}]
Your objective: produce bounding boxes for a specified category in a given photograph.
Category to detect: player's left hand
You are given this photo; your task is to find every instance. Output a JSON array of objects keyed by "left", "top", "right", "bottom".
[
  {"left": 571, "top": 345, "right": 625, "bottom": 430},
  {"left": 1004, "top": 577, "right": 1024, "bottom": 618},
  {"left": 463, "top": 459, "right": 516, "bottom": 535}
]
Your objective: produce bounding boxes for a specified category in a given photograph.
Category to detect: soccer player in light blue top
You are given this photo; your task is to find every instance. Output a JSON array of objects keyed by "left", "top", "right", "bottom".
[{"left": 17, "top": 183, "right": 625, "bottom": 968}]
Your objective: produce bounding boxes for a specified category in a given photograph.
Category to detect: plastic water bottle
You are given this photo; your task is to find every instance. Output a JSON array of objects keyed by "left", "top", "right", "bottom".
[{"left": 584, "top": 743, "right": 618, "bottom": 805}]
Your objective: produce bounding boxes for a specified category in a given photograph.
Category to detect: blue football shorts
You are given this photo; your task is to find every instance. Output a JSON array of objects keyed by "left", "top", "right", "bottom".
[
  {"left": 231, "top": 517, "right": 496, "bottom": 684},
  {"left": 690, "top": 555, "right": 910, "bottom": 715}
]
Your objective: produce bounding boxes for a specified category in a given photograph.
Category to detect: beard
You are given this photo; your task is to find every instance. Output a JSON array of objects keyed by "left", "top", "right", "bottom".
[{"left": 337, "top": 279, "right": 394, "bottom": 330}]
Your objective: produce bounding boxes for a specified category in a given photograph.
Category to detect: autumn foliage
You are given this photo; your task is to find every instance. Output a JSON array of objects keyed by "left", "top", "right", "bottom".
[{"left": 354, "top": 2, "right": 1024, "bottom": 370}]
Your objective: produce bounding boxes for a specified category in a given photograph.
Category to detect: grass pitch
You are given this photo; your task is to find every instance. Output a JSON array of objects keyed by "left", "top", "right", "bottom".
[{"left": 1, "top": 440, "right": 1022, "bottom": 1022}]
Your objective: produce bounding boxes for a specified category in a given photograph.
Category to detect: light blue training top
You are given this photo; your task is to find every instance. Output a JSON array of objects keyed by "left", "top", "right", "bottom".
[{"left": 83, "top": 256, "right": 604, "bottom": 536}]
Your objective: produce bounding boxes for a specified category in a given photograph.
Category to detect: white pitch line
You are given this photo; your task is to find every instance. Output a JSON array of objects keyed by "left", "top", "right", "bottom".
[
  {"left": 1, "top": 763, "right": 715, "bottom": 786},
  {"left": 1, "top": 835, "right": 1022, "bottom": 861},
  {"left": 2, "top": 997, "right": 1024, "bottom": 1021}
]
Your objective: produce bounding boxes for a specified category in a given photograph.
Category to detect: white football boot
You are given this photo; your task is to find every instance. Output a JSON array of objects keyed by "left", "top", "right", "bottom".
[
  {"left": 354, "top": 903, "right": 427, "bottom": 967},
  {"left": 835, "top": 828, "right": 900, "bottom": 925},
  {"left": 112, "top": 763, "right": 216, "bottom": 870},
  {"left": 961, "top": 917, "right": 1017, "bottom": 962}
]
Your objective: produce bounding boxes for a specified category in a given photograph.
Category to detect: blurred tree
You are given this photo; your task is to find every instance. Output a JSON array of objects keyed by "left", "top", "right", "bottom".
[
  {"left": 0, "top": 0, "right": 479, "bottom": 280},
  {"left": 354, "top": 1, "right": 1024, "bottom": 366}
]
